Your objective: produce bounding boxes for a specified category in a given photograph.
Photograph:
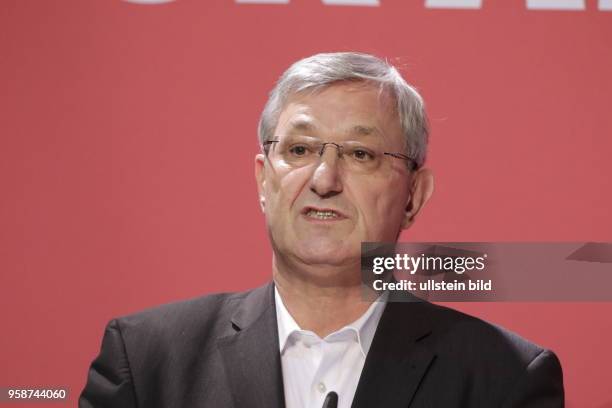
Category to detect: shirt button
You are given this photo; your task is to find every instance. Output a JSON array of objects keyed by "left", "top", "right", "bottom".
[{"left": 317, "top": 382, "right": 326, "bottom": 393}]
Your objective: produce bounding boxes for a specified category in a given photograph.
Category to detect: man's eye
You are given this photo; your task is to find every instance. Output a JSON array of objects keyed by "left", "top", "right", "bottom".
[
  {"left": 352, "top": 149, "right": 374, "bottom": 161},
  {"left": 289, "top": 145, "right": 309, "bottom": 156}
]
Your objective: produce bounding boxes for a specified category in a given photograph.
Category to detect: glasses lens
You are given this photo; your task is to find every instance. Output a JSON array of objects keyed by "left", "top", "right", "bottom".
[
  {"left": 341, "top": 141, "right": 382, "bottom": 174},
  {"left": 272, "top": 137, "right": 385, "bottom": 174},
  {"left": 274, "top": 137, "right": 320, "bottom": 167}
]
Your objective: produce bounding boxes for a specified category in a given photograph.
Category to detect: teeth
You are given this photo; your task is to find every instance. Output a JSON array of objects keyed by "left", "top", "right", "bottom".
[{"left": 306, "top": 209, "right": 339, "bottom": 219}]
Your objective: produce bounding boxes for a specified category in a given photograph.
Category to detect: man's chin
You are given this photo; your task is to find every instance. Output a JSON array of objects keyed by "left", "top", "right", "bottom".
[
  {"left": 271, "top": 233, "right": 362, "bottom": 267},
  {"left": 293, "top": 244, "right": 360, "bottom": 267}
]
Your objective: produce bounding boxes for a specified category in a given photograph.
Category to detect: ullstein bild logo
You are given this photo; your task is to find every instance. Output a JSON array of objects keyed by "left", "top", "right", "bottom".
[{"left": 125, "top": 0, "right": 612, "bottom": 10}]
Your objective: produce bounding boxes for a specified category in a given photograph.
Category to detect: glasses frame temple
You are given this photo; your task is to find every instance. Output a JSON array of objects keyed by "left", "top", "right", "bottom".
[
  {"left": 383, "top": 152, "right": 419, "bottom": 171},
  {"left": 262, "top": 140, "right": 279, "bottom": 155}
]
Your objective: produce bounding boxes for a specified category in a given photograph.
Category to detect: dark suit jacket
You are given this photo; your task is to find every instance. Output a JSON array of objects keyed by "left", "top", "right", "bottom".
[{"left": 79, "top": 282, "right": 564, "bottom": 407}]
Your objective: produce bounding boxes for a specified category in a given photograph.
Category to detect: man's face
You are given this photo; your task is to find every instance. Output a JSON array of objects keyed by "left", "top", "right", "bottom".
[{"left": 255, "top": 82, "right": 413, "bottom": 270}]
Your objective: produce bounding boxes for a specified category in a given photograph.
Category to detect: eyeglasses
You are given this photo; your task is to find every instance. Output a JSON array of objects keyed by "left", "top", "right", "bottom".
[{"left": 263, "top": 137, "right": 418, "bottom": 173}]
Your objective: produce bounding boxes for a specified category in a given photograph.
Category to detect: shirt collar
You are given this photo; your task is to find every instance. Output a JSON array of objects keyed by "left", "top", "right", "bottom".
[{"left": 274, "top": 285, "right": 387, "bottom": 358}]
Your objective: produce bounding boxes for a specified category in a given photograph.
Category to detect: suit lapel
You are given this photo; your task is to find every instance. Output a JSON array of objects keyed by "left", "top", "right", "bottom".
[
  {"left": 217, "top": 283, "right": 285, "bottom": 408},
  {"left": 351, "top": 298, "right": 436, "bottom": 408}
]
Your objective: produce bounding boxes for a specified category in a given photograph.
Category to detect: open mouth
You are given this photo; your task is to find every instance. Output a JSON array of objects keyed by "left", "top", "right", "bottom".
[{"left": 302, "top": 207, "right": 346, "bottom": 220}]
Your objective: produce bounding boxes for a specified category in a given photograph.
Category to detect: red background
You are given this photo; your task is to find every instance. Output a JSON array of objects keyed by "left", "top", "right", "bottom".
[{"left": 1, "top": 1, "right": 611, "bottom": 406}]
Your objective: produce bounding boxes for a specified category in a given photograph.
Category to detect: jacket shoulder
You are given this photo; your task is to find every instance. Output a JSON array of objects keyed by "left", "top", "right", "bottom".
[
  {"left": 421, "top": 302, "right": 546, "bottom": 363},
  {"left": 111, "top": 289, "right": 250, "bottom": 354},
  {"left": 408, "top": 301, "right": 563, "bottom": 404}
]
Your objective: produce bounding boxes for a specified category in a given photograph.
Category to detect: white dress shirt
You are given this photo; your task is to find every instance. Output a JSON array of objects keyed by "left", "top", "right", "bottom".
[{"left": 274, "top": 287, "right": 387, "bottom": 408}]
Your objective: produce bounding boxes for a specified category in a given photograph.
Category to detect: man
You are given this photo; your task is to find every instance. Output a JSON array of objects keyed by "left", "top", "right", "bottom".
[{"left": 80, "top": 52, "right": 564, "bottom": 407}]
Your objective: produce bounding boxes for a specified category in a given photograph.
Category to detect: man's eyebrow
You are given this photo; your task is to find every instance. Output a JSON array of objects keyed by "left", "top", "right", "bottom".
[
  {"left": 283, "top": 121, "right": 382, "bottom": 138},
  {"left": 349, "top": 125, "right": 382, "bottom": 137}
]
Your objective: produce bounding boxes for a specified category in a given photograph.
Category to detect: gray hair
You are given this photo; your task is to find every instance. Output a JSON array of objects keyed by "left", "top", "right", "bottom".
[{"left": 257, "top": 52, "right": 429, "bottom": 169}]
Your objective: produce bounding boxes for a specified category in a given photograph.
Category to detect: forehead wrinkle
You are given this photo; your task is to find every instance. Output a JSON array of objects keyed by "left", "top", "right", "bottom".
[
  {"left": 284, "top": 116, "right": 318, "bottom": 136},
  {"left": 290, "top": 119, "right": 314, "bottom": 131}
]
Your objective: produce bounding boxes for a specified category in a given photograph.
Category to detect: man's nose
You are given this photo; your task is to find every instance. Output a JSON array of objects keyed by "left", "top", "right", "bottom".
[{"left": 309, "top": 145, "right": 343, "bottom": 198}]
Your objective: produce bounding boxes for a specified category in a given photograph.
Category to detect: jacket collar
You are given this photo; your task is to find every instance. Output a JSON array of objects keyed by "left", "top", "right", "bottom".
[
  {"left": 217, "top": 282, "right": 437, "bottom": 408},
  {"left": 351, "top": 296, "right": 436, "bottom": 408},
  {"left": 217, "top": 282, "right": 286, "bottom": 408}
]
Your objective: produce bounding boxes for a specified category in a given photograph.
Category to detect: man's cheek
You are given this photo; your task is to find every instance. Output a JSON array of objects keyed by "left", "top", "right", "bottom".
[{"left": 279, "top": 179, "right": 306, "bottom": 208}]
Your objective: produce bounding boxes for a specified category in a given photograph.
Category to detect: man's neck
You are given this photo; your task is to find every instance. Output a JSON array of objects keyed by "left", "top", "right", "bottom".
[{"left": 273, "top": 259, "right": 377, "bottom": 338}]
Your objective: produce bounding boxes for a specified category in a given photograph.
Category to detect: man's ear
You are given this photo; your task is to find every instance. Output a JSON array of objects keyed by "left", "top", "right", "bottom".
[
  {"left": 401, "top": 168, "right": 434, "bottom": 230},
  {"left": 255, "top": 154, "right": 266, "bottom": 213}
]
